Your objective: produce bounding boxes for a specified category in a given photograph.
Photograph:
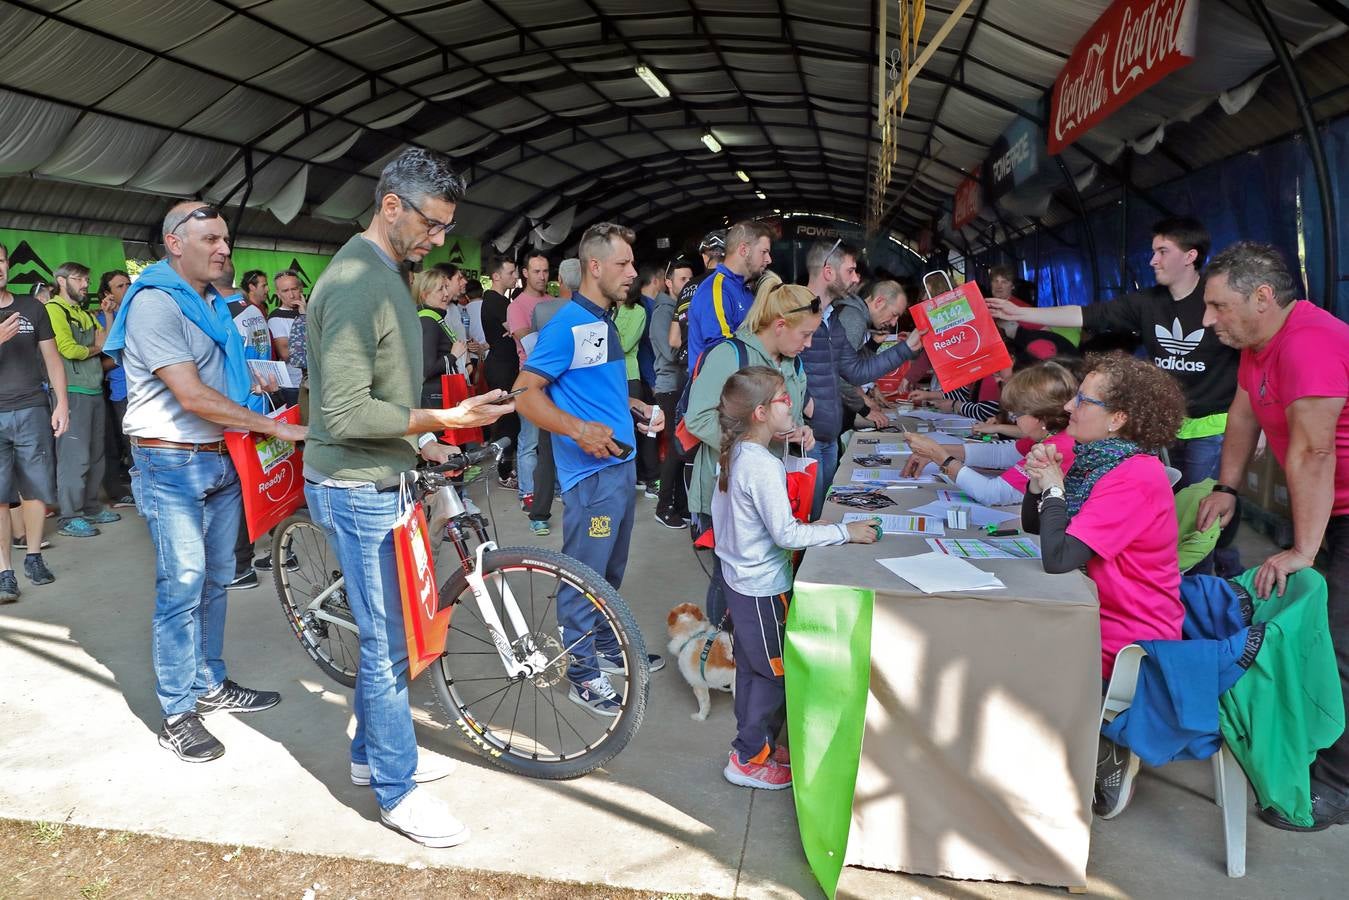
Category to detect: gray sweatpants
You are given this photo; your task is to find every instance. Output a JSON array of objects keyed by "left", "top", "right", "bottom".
[{"left": 56, "top": 392, "right": 106, "bottom": 519}]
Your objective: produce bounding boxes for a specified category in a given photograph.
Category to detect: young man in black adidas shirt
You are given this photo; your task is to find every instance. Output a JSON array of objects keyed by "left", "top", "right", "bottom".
[{"left": 988, "top": 217, "right": 1240, "bottom": 497}]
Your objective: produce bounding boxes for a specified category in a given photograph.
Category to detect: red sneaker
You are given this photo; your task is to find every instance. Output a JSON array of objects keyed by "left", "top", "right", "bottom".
[
  {"left": 773, "top": 745, "right": 790, "bottom": 767},
  {"left": 723, "top": 750, "right": 792, "bottom": 790}
]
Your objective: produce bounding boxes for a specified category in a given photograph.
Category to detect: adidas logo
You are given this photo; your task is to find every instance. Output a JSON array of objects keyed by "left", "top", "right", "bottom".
[{"left": 1155, "top": 318, "right": 1204, "bottom": 356}]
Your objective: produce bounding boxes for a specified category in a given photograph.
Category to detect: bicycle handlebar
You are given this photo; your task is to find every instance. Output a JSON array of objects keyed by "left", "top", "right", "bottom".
[{"left": 373, "top": 437, "right": 512, "bottom": 492}]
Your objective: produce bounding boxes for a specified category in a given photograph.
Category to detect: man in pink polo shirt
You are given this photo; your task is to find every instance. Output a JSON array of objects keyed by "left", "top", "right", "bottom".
[{"left": 1198, "top": 240, "right": 1349, "bottom": 832}]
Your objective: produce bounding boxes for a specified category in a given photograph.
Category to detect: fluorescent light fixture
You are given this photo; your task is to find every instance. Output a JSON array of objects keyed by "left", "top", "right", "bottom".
[
  {"left": 634, "top": 64, "right": 670, "bottom": 99},
  {"left": 773, "top": 208, "right": 781, "bottom": 213},
  {"left": 755, "top": 191, "right": 767, "bottom": 200},
  {"left": 735, "top": 170, "right": 750, "bottom": 182},
  {"left": 701, "top": 132, "right": 722, "bottom": 153}
]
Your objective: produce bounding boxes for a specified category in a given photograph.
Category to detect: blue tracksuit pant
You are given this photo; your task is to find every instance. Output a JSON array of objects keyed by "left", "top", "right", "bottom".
[{"left": 726, "top": 582, "right": 791, "bottom": 764}]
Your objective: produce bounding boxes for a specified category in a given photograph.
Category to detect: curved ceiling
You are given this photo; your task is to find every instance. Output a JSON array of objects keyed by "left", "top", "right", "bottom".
[{"left": 0, "top": 0, "right": 1346, "bottom": 254}]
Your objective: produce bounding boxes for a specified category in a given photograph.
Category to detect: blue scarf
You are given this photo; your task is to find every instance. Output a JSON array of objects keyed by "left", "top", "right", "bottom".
[
  {"left": 1063, "top": 436, "right": 1145, "bottom": 517},
  {"left": 103, "top": 260, "right": 267, "bottom": 412}
]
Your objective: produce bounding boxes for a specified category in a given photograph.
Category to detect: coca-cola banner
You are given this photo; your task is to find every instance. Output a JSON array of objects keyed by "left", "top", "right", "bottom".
[{"left": 1048, "top": 0, "right": 1199, "bottom": 156}]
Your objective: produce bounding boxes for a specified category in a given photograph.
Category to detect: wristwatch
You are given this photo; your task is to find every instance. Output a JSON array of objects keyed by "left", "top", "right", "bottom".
[
  {"left": 1037, "top": 484, "right": 1065, "bottom": 512},
  {"left": 941, "top": 455, "right": 960, "bottom": 475}
]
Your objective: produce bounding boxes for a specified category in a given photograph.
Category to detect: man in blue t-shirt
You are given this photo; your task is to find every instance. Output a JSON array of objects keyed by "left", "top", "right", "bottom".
[
  {"left": 685, "top": 220, "right": 774, "bottom": 374},
  {"left": 514, "top": 223, "right": 665, "bottom": 716}
]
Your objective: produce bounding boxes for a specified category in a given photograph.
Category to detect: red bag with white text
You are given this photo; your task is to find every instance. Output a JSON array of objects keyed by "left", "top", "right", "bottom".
[
  {"left": 394, "top": 479, "right": 450, "bottom": 681},
  {"left": 224, "top": 405, "right": 304, "bottom": 542},
  {"left": 909, "top": 272, "right": 1012, "bottom": 394}
]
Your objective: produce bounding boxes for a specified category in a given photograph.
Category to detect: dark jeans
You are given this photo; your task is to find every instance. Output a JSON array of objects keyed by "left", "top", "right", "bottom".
[
  {"left": 655, "top": 390, "right": 688, "bottom": 517},
  {"left": 1312, "top": 514, "right": 1349, "bottom": 794},
  {"left": 102, "top": 397, "right": 130, "bottom": 501},
  {"left": 1170, "top": 434, "right": 1242, "bottom": 576},
  {"left": 488, "top": 412, "right": 519, "bottom": 479},
  {"left": 628, "top": 380, "right": 660, "bottom": 485},
  {"left": 528, "top": 430, "right": 555, "bottom": 523},
  {"left": 693, "top": 512, "right": 729, "bottom": 626}
]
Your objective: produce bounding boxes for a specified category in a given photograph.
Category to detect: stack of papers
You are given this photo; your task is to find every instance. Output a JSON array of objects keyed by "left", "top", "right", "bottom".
[
  {"left": 927, "top": 537, "right": 1042, "bottom": 559},
  {"left": 851, "top": 468, "right": 937, "bottom": 486},
  {"left": 877, "top": 552, "right": 1005, "bottom": 593},
  {"left": 909, "top": 500, "right": 1018, "bottom": 528},
  {"left": 843, "top": 512, "right": 944, "bottom": 536},
  {"left": 247, "top": 359, "right": 302, "bottom": 389}
]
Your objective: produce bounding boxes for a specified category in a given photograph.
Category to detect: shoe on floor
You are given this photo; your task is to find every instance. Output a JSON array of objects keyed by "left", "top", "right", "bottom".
[
  {"left": 654, "top": 509, "right": 688, "bottom": 529},
  {"left": 226, "top": 570, "right": 259, "bottom": 590},
  {"left": 196, "top": 679, "right": 281, "bottom": 715},
  {"left": 86, "top": 508, "right": 122, "bottom": 525},
  {"left": 111, "top": 496, "right": 137, "bottom": 509},
  {"left": 1093, "top": 737, "right": 1140, "bottom": 819},
  {"left": 598, "top": 652, "right": 665, "bottom": 675},
  {"left": 723, "top": 750, "right": 792, "bottom": 790},
  {"left": 569, "top": 674, "right": 623, "bottom": 717},
  {"left": 57, "top": 517, "right": 100, "bottom": 538},
  {"left": 159, "top": 712, "right": 224, "bottom": 763},
  {"left": 23, "top": 554, "right": 55, "bottom": 585},
  {"left": 498, "top": 474, "right": 518, "bottom": 490},
  {"left": 644, "top": 480, "right": 660, "bottom": 499},
  {"left": 253, "top": 551, "right": 298, "bottom": 572},
  {"left": 11, "top": 537, "right": 52, "bottom": 550},
  {"left": 520, "top": 492, "right": 533, "bottom": 512},
  {"left": 0, "top": 570, "right": 18, "bottom": 604},
  {"left": 352, "top": 752, "right": 457, "bottom": 786},
  {"left": 529, "top": 520, "right": 550, "bottom": 536},
  {"left": 1258, "top": 786, "right": 1349, "bottom": 832},
  {"left": 381, "top": 787, "right": 470, "bottom": 848}
]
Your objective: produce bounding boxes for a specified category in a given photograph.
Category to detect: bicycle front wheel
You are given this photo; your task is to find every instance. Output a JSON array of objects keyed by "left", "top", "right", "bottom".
[
  {"left": 273, "top": 512, "right": 359, "bottom": 688},
  {"left": 430, "top": 546, "right": 649, "bottom": 780}
]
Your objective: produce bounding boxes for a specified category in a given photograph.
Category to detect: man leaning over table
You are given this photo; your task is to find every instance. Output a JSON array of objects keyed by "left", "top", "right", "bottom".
[{"left": 1197, "top": 241, "right": 1349, "bottom": 832}]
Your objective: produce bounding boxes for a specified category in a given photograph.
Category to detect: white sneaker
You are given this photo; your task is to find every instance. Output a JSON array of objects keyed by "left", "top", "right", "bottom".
[
  {"left": 380, "top": 787, "right": 470, "bottom": 848},
  {"left": 351, "top": 751, "right": 457, "bottom": 786}
]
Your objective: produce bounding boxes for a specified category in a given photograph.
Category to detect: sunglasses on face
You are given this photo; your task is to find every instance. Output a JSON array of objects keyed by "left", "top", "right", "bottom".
[
  {"left": 786, "top": 296, "right": 823, "bottom": 315},
  {"left": 166, "top": 206, "right": 221, "bottom": 236},
  {"left": 397, "top": 195, "right": 455, "bottom": 236}
]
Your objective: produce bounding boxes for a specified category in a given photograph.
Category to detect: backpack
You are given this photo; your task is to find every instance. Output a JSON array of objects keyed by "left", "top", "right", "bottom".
[{"left": 672, "top": 337, "right": 803, "bottom": 454}]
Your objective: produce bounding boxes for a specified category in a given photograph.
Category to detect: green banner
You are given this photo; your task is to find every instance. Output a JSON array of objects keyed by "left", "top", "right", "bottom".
[
  {"left": 0, "top": 228, "right": 127, "bottom": 300},
  {"left": 229, "top": 249, "right": 333, "bottom": 298},
  {"left": 784, "top": 583, "right": 876, "bottom": 899},
  {"left": 421, "top": 235, "right": 482, "bottom": 282}
]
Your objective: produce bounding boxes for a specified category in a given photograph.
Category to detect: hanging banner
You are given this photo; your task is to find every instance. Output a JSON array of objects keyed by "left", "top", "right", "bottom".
[
  {"left": 422, "top": 235, "right": 483, "bottom": 283},
  {"left": 952, "top": 170, "right": 982, "bottom": 230},
  {"left": 1048, "top": 0, "right": 1199, "bottom": 156},
  {"left": 984, "top": 116, "right": 1044, "bottom": 201},
  {"left": 229, "top": 249, "right": 333, "bottom": 298},
  {"left": 0, "top": 228, "right": 127, "bottom": 299}
]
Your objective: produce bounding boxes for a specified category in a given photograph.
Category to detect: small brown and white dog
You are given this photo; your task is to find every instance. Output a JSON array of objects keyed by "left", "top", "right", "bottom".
[{"left": 666, "top": 602, "right": 735, "bottom": 721}]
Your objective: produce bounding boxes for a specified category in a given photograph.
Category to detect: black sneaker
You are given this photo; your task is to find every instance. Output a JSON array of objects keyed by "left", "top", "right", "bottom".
[
  {"left": 226, "top": 570, "right": 259, "bottom": 590},
  {"left": 159, "top": 712, "right": 224, "bottom": 763},
  {"left": 0, "top": 570, "right": 18, "bottom": 604},
  {"left": 654, "top": 509, "right": 688, "bottom": 529},
  {"left": 23, "top": 554, "right": 55, "bottom": 585},
  {"left": 196, "top": 679, "right": 281, "bottom": 715},
  {"left": 252, "top": 552, "right": 298, "bottom": 572},
  {"left": 1093, "top": 737, "right": 1140, "bottom": 819}
]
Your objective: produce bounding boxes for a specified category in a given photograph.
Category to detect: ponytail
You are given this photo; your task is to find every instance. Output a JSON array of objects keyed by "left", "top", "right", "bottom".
[{"left": 715, "top": 366, "right": 785, "bottom": 492}]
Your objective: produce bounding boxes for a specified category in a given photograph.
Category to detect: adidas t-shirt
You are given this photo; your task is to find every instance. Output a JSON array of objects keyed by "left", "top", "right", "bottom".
[{"left": 1082, "top": 280, "right": 1239, "bottom": 419}]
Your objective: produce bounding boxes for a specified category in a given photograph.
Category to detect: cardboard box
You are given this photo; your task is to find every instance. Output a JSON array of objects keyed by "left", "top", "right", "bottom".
[
  {"left": 1267, "top": 462, "right": 1292, "bottom": 521},
  {"left": 1238, "top": 452, "right": 1273, "bottom": 509}
]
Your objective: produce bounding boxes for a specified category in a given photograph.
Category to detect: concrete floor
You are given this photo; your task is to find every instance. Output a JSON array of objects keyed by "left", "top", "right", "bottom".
[{"left": 1, "top": 480, "right": 1345, "bottom": 899}]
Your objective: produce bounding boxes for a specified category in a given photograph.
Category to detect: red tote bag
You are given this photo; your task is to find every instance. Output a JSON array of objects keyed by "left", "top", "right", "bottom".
[
  {"left": 696, "top": 441, "right": 815, "bottom": 549},
  {"left": 909, "top": 272, "right": 1012, "bottom": 394},
  {"left": 394, "top": 478, "right": 451, "bottom": 681},
  {"left": 440, "top": 373, "right": 485, "bottom": 445},
  {"left": 224, "top": 405, "right": 305, "bottom": 543}
]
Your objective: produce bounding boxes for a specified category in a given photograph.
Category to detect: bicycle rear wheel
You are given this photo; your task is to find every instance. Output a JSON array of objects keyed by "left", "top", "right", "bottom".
[
  {"left": 430, "top": 546, "right": 649, "bottom": 780},
  {"left": 272, "top": 512, "right": 359, "bottom": 688}
]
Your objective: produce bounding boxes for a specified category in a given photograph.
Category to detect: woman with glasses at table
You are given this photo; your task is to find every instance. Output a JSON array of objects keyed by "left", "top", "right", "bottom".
[
  {"left": 1022, "top": 353, "right": 1187, "bottom": 819},
  {"left": 902, "top": 361, "right": 1079, "bottom": 507},
  {"left": 683, "top": 282, "right": 820, "bottom": 626}
]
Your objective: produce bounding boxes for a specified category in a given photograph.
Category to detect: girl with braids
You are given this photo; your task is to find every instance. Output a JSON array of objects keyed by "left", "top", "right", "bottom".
[
  {"left": 710, "top": 366, "right": 880, "bottom": 791},
  {"left": 1022, "top": 353, "right": 1186, "bottom": 821}
]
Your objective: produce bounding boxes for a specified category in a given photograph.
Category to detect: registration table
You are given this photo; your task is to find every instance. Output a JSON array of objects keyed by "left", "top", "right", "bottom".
[{"left": 784, "top": 431, "right": 1101, "bottom": 896}]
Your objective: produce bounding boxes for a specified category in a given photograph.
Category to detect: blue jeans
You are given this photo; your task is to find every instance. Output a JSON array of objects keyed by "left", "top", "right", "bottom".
[
  {"left": 131, "top": 445, "right": 240, "bottom": 718},
  {"left": 305, "top": 481, "right": 417, "bottom": 810},
  {"left": 807, "top": 439, "right": 840, "bottom": 522},
  {"left": 517, "top": 417, "right": 538, "bottom": 496},
  {"left": 559, "top": 461, "right": 635, "bottom": 681},
  {"left": 1170, "top": 434, "right": 1241, "bottom": 576}
]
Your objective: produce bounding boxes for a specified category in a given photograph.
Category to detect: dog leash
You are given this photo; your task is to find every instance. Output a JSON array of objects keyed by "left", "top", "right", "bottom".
[{"left": 697, "top": 610, "right": 732, "bottom": 681}]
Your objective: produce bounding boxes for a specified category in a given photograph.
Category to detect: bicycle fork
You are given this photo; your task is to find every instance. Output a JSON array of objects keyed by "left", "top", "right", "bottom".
[{"left": 463, "top": 542, "right": 557, "bottom": 680}]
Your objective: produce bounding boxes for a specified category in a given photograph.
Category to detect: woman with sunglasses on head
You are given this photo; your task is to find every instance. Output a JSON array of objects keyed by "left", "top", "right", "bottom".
[
  {"left": 683, "top": 282, "right": 821, "bottom": 626},
  {"left": 902, "top": 361, "right": 1078, "bottom": 506},
  {"left": 1022, "top": 353, "right": 1187, "bottom": 821}
]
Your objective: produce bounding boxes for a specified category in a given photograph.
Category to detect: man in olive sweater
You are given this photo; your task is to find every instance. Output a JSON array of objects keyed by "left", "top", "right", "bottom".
[{"left": 304, "top": 149, "right": 513, "bottom": 849}]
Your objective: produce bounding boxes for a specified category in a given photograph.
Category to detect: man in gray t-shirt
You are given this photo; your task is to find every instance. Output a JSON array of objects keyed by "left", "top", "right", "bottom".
[{"left": 112, "top": 200, "right": 306, "bottom": 765}]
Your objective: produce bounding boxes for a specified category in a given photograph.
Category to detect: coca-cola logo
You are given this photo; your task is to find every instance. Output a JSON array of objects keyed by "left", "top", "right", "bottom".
[{"left": 1049, "top": 0, "right": 1196, "bottom": 155}]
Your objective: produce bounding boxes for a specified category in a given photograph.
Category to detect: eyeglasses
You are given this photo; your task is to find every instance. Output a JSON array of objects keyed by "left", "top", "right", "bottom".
[
  {"left": 397, "top": 195, "right": 455, "bottom": 236},
  {"left": 786, "top": 296, "right": 823, "bottom": 315},
  {"left": 1074, "top": 392, "right": 1109, "bottom": 410},
  {"left": 166, "top": 206, "right": 221, "bottom": 236},
  {"left": 770, "top": 393, "right": 792, "bottom": 408}
]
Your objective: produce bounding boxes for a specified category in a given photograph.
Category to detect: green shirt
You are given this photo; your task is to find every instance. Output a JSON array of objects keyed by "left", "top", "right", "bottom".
[{"left": 304, "top": 235, "right": 421, "bottom": 483}]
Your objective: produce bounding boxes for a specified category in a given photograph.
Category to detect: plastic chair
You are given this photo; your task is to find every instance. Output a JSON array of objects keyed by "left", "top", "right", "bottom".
[
  {"left": 1164, "top": 465, "right": 1183, "bottom": 488},
  {"left": 1100, "top": 644, "right": 1247, "bottom": 878}
]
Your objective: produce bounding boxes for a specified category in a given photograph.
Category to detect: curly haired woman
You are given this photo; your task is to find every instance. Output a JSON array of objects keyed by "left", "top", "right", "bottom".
[{"left": 1022, "top": 353, "right": 1187, "bottom": 821}]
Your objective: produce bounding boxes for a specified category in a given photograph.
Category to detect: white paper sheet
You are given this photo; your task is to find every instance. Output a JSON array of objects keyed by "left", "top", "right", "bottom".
[
  {"left": 908, "top": 500, "right": 1018, "bottom": 528},
  {"left": 247, "top": 359, "right": 302, "bottom": 389},
  {"left": 926, "top": 537, "right": 1042, "bottom": 559},
  {"left": 877, "top": 552, "right": 1005, "bottom": 593},
  {"left": 844, "top": 512, "right": 945, "bottom": 536},
  {"left": 851, "top": 468, "right": 938, "bottom": 486}
]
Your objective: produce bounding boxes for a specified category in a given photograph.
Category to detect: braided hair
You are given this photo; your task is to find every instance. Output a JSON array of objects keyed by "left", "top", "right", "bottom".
[{"left": 716, "top": 365, "right": 786, "bottom": 493}]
